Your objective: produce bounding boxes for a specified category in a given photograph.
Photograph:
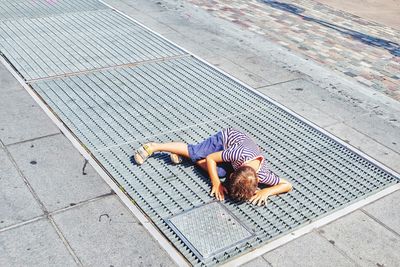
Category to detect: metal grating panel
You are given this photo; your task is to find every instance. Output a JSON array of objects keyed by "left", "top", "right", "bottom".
[
  {"left": 29, "top": 55, "right": 400, "bottom": 265},
  {"left": 0, "top": 9, "right": 186, "bottom": 80},
  {"left": 0, "top": 0, "right": 107, "bottom": 21},
  {"left": 166, "top": 202, "right": 254, "bottom": 260},
  {"left": 32, "top": 56, "right": 272, "bottom": 151}
]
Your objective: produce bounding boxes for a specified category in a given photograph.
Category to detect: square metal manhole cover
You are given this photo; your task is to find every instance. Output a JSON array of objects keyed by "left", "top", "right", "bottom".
[{"left": 166, "top": 202, "right": 254, "bottom": 260}]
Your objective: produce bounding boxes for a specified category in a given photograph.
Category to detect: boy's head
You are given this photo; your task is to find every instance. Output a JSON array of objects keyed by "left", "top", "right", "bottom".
[{"left": 226, "top": 165, "right": 258, "bottom": 202}]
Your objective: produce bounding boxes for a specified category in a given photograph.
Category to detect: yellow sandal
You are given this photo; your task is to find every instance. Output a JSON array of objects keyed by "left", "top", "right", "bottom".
[{"left": 134, "top": 144, "right": 153, "bottom": 165}]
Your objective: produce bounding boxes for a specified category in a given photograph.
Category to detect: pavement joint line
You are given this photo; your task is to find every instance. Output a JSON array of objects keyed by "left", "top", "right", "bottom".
[
  {"left": 314, "top": 230, "right": 363, "bottom": 267},
  {"left": 220, "top": 183, "right": 400, "bottom": 267},
  {"left": 254, "top": 77, "right": 304, "bottom": 89},
  {"left": 49, "top": 191, "right": 116, "bottom": 217},
  {"left": 5, "top": 132, "right": 62, "bottom": 147},
  {"left": 0, "top": 192, "right": 116, "bottom": 234},
  {"left": 361, "top": 208, "right": 400, "bottom": 238},
  {"left": 260, "top": 256, "right": 273, "bottom": 266},
  {"left": 0, "top": 215, "right": 45, "bottom": 234},
  {"left": 25, "top": 54, "right": 191, "bottom": 84},
  {"left": 0, "top": 138, "right": 48, "bottom": 214},
  {"left": 48, "top": 215, "right": 84, "bottom": 267},
  {"left": 322, "top": 121, "right": 344, "bottom": 129}
]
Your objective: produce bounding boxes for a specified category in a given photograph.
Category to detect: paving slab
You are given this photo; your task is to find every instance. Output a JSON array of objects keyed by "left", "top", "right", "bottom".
[
  {"left": 207, "top": 56, "right": 271, "bottom": 88},
  {"left": 258, "top": 79, "right": 400, "bottom": 154},
  {"left": 0, "top": 63, "right": 23, "bottom": 93},
  {"left": 263, "top": 232, "right": 357, "bottom": 267},
  {"left": 318, "top": 210, "right": 400, "bottom": 267},
  {"left": 0, "top": 219, "right": 77, "bottom": 267},
  {"left": 52, "top": 195, "right": 176, "bottom": 267},
  {"left": 7, "top": 134, "right": 111, "bottom": 212},
  {"left": 258, "top": 79, "right": 367, "bottom": 122},
  {"left": 227, "top": 55, "right": 308, "bottom": 86},
  {"left": 0, "top": 148, "right": 43, "bottom": 229},
  {"left": 325, "top": 122, "right": 400, "bottom": 173},
  {"left": 103, "top": 0, "right": 178, "bottom": 35},
  {"left": 363, "top": 190, "right": 400, "bottom": 235},
  {"left": 162, "top": 31, "right": 216, "bottom": 59},
  {"left": 345, "top": 113, "right": 400, "bottom": 155},
  {"left": 256, "top": 84, "right": 339, "bottom": 128},
  {"left": 0, "top": 90, "right": 60, "bottom": 145}
]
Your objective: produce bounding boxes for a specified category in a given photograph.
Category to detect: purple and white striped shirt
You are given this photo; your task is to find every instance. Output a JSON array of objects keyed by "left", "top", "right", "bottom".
[{"left": 221, "top": 128, "right": 280, "bottom": 186}]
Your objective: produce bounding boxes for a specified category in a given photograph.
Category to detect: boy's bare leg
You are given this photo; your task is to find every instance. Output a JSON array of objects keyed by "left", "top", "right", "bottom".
[
  {"left": 195, "top": 158, "right": 207, "bottom": 171},
  {"left": 149, "top": 142, "right": 190, "bottom": 158}
]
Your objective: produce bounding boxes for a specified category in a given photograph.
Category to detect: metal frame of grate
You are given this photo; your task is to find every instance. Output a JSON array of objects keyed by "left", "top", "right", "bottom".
[{"left": 1, "top": 0, "right": 399, "bottom": 266}]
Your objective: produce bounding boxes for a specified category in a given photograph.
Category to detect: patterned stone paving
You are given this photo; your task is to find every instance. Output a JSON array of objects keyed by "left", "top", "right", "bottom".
[{"left": 187, "top": 0, "right": 400, "bottom": 101}]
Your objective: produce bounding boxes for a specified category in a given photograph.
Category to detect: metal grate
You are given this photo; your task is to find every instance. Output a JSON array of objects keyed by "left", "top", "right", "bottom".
[
  {"left": 0, "top": 0, "right": 106, "bottom": 21},
  {"left": 30, "top": 55, "right": 399, "bottom": 265},
  {"left": 1, "top": 0, "right": 399, "bottom": 265},
  {"left": 32, "top": 57, "right": 272, "bottom": 151},
  {"left": 89, "top": 108, "right": 398, "bottom": 265},
  {"left": 0, "top": 9, "right": 186, "bottom": 80}
]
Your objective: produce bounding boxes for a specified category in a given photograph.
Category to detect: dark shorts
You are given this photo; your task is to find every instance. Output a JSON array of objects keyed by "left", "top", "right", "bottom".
[{"left": 188, "top": 132, "right": 232, "bottom": 177}]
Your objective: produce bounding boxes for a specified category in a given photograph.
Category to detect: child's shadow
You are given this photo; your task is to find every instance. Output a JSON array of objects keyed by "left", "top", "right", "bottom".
[{"left": 130, "top": 153, "right": 211, "bottom": 184}]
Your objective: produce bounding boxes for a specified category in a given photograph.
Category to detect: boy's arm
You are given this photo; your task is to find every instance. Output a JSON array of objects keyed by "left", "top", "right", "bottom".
[
  {"left": 250, "top": 178, "right": 293, "bottom": 206},
  {"left": 205, "top": 151, "right": 227, "bottom": 201}
]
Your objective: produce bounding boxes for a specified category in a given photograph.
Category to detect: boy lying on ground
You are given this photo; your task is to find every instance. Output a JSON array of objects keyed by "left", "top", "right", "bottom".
[{"left": 134, "top": 128, "right": 292, "bottom": 206}]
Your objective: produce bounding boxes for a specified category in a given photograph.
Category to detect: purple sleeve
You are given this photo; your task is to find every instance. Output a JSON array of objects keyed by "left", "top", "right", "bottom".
[{"left": 259, "top": 170, "right": 280, "bottom": 186}]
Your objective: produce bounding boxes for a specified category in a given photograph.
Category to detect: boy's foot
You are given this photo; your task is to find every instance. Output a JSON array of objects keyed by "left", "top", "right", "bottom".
[
  {"left": 170, "top": 153, "right": 183, "bottom": 164},
  {"left": 134, "top": 143, "right": 154, "bottom": 165}
]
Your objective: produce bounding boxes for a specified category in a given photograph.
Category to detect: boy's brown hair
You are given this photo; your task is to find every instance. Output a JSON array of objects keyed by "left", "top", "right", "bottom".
[{"left": 226, "top": 165, "right": 258, "bottom": 201}]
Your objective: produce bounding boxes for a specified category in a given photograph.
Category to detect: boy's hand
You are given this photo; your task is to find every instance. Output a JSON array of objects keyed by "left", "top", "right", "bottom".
[
  {"left": 249, "top": 189, "right": 270, "bottom": 206},
  {"left": 211, "top": 182, "right": 227, "bottom": 201}
]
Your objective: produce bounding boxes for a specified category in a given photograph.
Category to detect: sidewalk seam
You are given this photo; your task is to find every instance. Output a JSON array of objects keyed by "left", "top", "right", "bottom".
[
  {"left": 48, "top": 215, "right": 84, "bottom": 266},
  {"left": 361, "top": 209, "right": 400, "bottom": 238},
  {"left": 0, "top": 192, "right": 116, "bottom": 234},
  {"left": 5, "top": 132, "right": 62, "bottom": 147},
  {"left": 1, "top": 139, "right": 48, "bottom": 213},
  {"left": 315, "top": 230, "right": 363, "bottom": 267}
]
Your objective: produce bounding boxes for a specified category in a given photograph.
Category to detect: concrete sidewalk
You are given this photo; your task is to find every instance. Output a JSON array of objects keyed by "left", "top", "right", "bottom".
[{"left": 1, "top": 0, "right": 399, "bottom": 266}]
